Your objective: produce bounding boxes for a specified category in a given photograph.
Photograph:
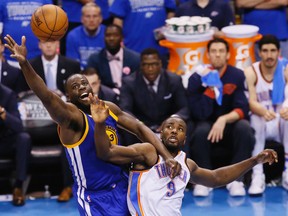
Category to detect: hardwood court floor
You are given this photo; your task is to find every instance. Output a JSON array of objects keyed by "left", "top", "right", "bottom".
[{"left": 0, "top": 187, "right": 287, "bottom": 216}]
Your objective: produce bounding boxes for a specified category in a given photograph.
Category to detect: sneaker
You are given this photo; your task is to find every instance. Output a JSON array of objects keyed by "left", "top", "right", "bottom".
[
  {"left": 248, "top": 173, "right": 265, "bottom": 196},
  {"left": 193, "top": 184, "right": 212, "bottom": 197},
  {"left": 227, "top": 181, "right": 246, "bottom": 197},
  {"left": 282, "top": 171, "right": 288, "bottom": 190}
]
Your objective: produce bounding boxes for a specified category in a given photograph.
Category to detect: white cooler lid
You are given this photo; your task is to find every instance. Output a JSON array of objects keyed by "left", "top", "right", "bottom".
[{"left": 221, "top": 25, "right": 259, "bottom": 38}]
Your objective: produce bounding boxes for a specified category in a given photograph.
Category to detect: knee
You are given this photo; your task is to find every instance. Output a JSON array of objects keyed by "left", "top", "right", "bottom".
[
  {"left": 235, "top": 120, "right": 253, "bottom": 134},
  {"left": 193, "top": 121, "right": 211, "bottom": 137},
  {"left": 16, "top": 132, "right": 32, "bottom": 149}
]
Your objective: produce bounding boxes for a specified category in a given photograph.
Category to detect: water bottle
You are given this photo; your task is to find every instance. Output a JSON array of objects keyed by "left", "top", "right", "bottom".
[{"left": 44, "top": 185, "right": 51, "bottom": 199}]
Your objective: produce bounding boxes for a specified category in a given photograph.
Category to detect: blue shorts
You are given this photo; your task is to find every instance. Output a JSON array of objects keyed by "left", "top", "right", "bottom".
[{"left": 75, "top": 179, "right": 130, "bottom": 216}]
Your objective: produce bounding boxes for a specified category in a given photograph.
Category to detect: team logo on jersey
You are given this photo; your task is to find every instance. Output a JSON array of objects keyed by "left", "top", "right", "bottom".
[{"left": 106, "top": 125, "right": 118, "bottom": 145}]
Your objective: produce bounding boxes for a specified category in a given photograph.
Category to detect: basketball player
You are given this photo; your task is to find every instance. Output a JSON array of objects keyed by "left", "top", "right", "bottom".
[
  {"left": 245, "top": 34, "right": 288, "bottom": 196},
  {"left": 89, "top": 95, "right": 278, "bottom": 216},
  {"left": 4, "top": 34, "right": 181, "bottom": 215}
]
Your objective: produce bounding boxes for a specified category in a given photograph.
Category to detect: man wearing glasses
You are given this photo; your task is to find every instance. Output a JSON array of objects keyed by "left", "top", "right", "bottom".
[{"left": 119, "top": 48, "right": 190, "bottom": 145}]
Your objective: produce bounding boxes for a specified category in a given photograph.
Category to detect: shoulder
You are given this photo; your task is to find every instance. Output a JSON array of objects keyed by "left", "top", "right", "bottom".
[
  {"left": 165, "top": 71, "right": 182, "bottom": 83},
  {"left": 29, "top": 56, "right": 41, "bottom": 64},
  {"left": 122, "top": 72, "right": 137, "bottom": 83},
  {"left": 227, "top": 65, "right": 245, "bottom": 79},
  {"left": 123, "top": 48, "right": 140, "bottom": 58},
  {"left": 67, "top": 26, "right": 82, "bottom": 37},
  {"left": 59, "top": 55, "right": 78, "bottom": 63}
]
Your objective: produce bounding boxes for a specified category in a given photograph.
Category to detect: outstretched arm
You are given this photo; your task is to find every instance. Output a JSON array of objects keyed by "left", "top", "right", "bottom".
[
  {"left": 188, "top": 149, "right": 278, "bottom": 187},
  {"left": 90, "top": 94, "right": 157, "bottom": 166},
  {"left": 4, "top": 35, "right": 80, "bottom": 128},
  {"left": 104, "top": 99, "right": 181, "bottom": 178}
]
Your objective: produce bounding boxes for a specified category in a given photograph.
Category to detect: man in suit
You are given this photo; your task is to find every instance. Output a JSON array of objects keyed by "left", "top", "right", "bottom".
[
  {"left": 29, "top": 40, "right": 81, "bottom": 97},
  {"left": 82, "top": 68, "right": 119, "bottom": 104},
  {"left": 119, "top": 48, "right": 190, "bottom": 144},
  {"left": 0, "top": 83, "right": 31, "bottom": 206},
  {"left": 87, "top": 24, "right": 140, "bottom": 94},
  {"left": 0, "top": 37, "right": 28, "bottom": 94},
  {"left": 29, "top": 40, "right": 80, "bottom": 202}
]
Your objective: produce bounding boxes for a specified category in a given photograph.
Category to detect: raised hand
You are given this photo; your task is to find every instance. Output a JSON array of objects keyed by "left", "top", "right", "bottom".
[
  {"left": 89, "top": 93, "right": 109, "bottom": 123},
  {"left": 4, "top": 35, "right": 27, "bottom": 64},
  {"left": 256, "top": 149, "right": 278, "bottom": 165}
]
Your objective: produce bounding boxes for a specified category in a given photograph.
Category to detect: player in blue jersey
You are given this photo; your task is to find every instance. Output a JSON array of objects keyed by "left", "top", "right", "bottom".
[
  {"left": 4, "top": 34, "right": 181, "bottom": 216},
  {"left": 89, "top": 95, "right": 278, "bottom": 216}
]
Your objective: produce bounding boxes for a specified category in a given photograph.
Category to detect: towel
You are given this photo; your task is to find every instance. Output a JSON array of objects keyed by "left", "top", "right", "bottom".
[
  {"left": 201, "top": 70, "right": 223, "bottom": 105},
  {"left": 272, "top": 57, "right": 288, "bottom": 105}
]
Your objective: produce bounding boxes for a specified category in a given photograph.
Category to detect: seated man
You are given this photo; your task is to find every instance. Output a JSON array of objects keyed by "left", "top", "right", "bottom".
[
  {"left": 245, "top": 34, "right": 288, "bottom": 196},
  {"left": 0, "top": 83, "right": 31, "bottom": 206},
  {"left": 187, "top": 38, "right": 255, "bottom": 197},
  {"left": 82, "top": 68, "right": 119, "bottom": 104},
  {"left": 86, "top": 24, "right": 140, "bottom": 94},
  {"left": 89, "top": 95, "right": 277, "bottom": 215},
  {"left": 119, "top": 48, "right": 190, "bottom": 144}
]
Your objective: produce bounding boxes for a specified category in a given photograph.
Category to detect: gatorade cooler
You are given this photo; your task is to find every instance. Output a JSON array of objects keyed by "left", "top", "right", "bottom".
[
  {"left": 160, "top": 30, "right": 213, "bottom": 88},
  {"left": 221, "top": 25, "right": 262, "bottom": 70}
]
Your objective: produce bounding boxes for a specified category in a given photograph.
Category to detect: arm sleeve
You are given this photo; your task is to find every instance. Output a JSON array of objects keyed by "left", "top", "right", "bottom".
[
  {"left": 232, "top": 73, "right": 250, "bottom": 119},
  {"left": 187, "top": 73, "right": 215, "bottom": 120}
]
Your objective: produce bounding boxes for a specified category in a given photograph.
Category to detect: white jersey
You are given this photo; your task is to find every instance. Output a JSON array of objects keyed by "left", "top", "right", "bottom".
[
  {"left": 127, "top": 151, "right": 190, "bottom": 216},
  {"left": 252, "top": 61, "right": 282, "bottom": 112}
]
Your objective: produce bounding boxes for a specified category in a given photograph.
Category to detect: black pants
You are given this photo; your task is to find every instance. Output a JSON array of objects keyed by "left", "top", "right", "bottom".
[
  {"left": 0, "top": 132, "right": 31, "bottom": 181},
  {"left": 190, "top": 120, "right": 255, "bottom": 170}
]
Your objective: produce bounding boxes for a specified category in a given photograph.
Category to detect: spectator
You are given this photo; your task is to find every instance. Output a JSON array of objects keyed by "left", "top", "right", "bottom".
[
  {"left": 187, "top": 38, "right": 255, "bottom": 197},
  {"left": 60, "top": 0, "right": 112, "bottom": 55},
  {"left": 0, "top": 83, "right": 31, "bottom": 206},
  {"left": 29, "top": 39, "right": 80, "bottom": 202},
  {"left": 175, "top": 0, "right": 235, "bottom": 35},
  {"left": 30, "top": 40, "right": 81, "bottom": 97},
  {"left": 244, "top": 34, "right": 288, "bottom": 196},
  {"left": 87, "top": 24, "right": 140, "bottom": 94},
  {"left": 109, "top": 0, "right": 176, "bottom": 59},
  {"left": 82, "top": 67, "right": 119, "bottom": 104},
  {"left": 0, "top": 0, "right": 52, "bottom": 68},
  {"left": 119, "top": 48, "right": 190, "bottom": 144},
  {"left": 236, "top": 0, "right": 288, "bottom": 59},
  {"left": 66, "top": 2, "right": 105, "bottom": 69},
  {"left": 0, "top": 36, "right": 28, "bottom": 93}
]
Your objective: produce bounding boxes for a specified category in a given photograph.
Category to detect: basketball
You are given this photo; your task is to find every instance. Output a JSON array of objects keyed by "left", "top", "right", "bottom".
[{"left": 31, "top": 4, "right": 68, "bottom": 42}]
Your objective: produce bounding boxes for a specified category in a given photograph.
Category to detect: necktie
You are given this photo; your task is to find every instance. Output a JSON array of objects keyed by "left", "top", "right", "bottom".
[
  {"left": 107, "top": 55, "right": 120, "bottom": 61},
  {"left": 148, "top": 81, "right": 156, "bottom": 99},
  {"left": 46, "top": 63, "right": 56, "bottom": 90}
]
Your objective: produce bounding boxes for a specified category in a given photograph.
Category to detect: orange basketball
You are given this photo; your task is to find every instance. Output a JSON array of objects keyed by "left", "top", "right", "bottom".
[{"left": 31, "top": 4, "right": 68, "bottom": 42}]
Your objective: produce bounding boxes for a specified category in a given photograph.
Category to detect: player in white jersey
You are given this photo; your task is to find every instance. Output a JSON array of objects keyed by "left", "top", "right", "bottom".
[
  {"left": 89, "top": 95, "right": 278, "bottom": 216},
  {"left": 245, "top": 34, "right": 288, "bottom": 196}
]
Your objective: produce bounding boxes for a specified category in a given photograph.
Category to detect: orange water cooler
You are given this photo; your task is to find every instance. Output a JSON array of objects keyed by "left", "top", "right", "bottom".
[
  {"left": 160, "top": 31, "right": 213, "bottom": 88},
  {"left": 221, "top": 25, "right": 262, "bottom": 70}
]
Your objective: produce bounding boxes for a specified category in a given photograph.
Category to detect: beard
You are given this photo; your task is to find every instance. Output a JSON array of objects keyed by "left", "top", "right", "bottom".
[{"left": 73, "top": 101, "right": 90, "bottom": 114}]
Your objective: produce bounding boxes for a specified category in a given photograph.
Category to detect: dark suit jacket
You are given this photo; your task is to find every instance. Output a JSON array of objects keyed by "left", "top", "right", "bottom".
[
  {"left": 0, "top": 84, "right": 23, "bottom": 138},
  {"left": 29, "top": 55, "right": 81, "bottom": 94},
  {"left": 119, "top": 70, "right": 190, "bottom": 128},
  {"left": 1, "top": 61, "right": 29, "bottom": 93},
  {"left": 98, "top": 84, "right": 119, "bottom": 105},
  {"left": 86, "top": 47, "right": 140, "bottom": 88}
]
